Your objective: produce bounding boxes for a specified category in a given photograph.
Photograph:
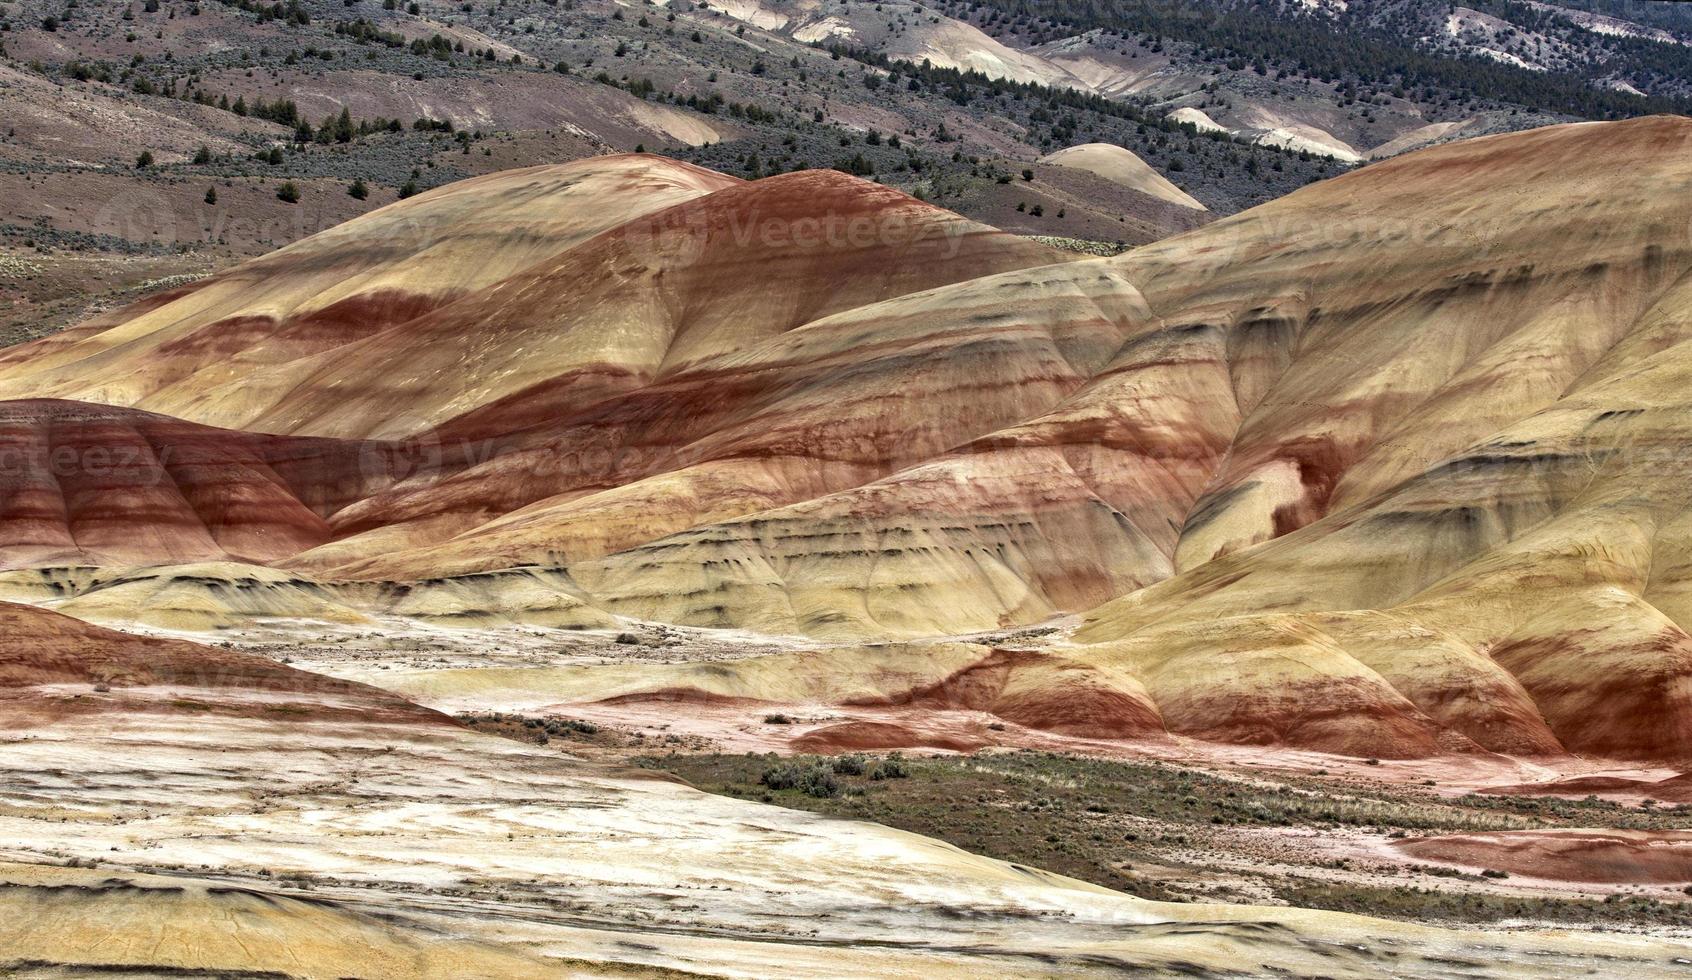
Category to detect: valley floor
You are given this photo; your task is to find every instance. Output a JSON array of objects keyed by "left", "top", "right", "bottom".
[
  {"left": 2, "top": 602, "right": 1691, "bottom": 977},
  {"left": 149, "top": 616, "right": 1692, "bottom": 942}
]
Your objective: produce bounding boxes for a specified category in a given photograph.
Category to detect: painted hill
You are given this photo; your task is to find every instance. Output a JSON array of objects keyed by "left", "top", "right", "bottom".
[
  {"left": 0, "top": 399, "right": 401, "bottom": 570},
  {"left": 0, "top": 157, "right": 1067, "bottom": 440},
  {"left": 1039, "top": 143, "right": 1207, "bottom": 210},
  {"left": 3, "top": 118, "right": 1692, "bottom": 765},
  {"left": 562, "top": 115, "right": 1692, "bottom": 763},
  {"left": 0, "top": 156, "right": 743, "bottom": 433}
]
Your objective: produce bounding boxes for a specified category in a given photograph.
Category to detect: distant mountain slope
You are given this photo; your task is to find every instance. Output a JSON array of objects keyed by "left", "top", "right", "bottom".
[
  {"left": 8, "top": 0, "right": 1689, "bottom": 291},
  {"left": 920, "top": 0, "right": 1691, "bottom": 160}
]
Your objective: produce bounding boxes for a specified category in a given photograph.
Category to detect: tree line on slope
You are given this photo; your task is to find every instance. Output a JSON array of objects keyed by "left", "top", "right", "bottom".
[{"left": 945, "top": 0, "right": 1692, "bottom": 118}]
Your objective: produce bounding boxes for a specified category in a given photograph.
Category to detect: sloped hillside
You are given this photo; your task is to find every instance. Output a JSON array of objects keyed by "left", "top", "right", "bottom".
[
  {"left": 0, "top": 156, "right": 742, "bottom": 422},
  {"left": 0, "top": 399, "right": 408, "bottom": 569},
  {"left": 553, "top": 116, "right": 1692, "bottom": 763},
  {"left": 3, "top": 118, "right": 1692, "bottom": 764},
  {"left": 1039, "top": 143, "right": 1208, "bottom": 210},
  {"left": 548, "top": 116, "right": 1692, "bottom": 644}
]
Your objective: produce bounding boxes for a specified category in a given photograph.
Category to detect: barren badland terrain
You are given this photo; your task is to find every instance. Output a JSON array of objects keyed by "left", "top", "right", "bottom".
[{"left": 6, "top": 0, "right": 1692, "bottom": 976}]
